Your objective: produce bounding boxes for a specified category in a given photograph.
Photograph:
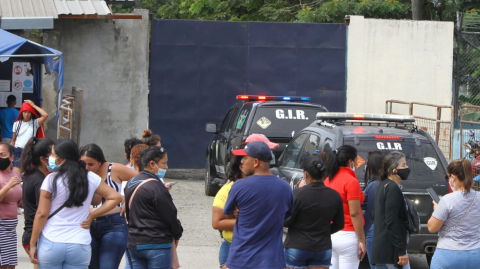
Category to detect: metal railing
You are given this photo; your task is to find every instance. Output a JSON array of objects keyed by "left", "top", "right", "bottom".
[{"left": 386, "top": 100, "right": 454, "bottom": 160}]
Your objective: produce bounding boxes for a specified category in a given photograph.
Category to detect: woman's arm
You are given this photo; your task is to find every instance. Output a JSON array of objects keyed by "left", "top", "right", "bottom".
[
  {"left": 29, "top": 190, "right": 52, "bottom": 264},
  {"left": 348, "top": 199, "right": 366, "bottom": 259},
  {"left": 81, "top": 182, "right": 122, "bottom": 229},
  {"left": 25, "top": 100, "right": 48, "bottom": 125},
  {"left": 112, "top": 163, "right": 138, "bottom": 182},
  {"left": 0, "top": 176, "right": 21, "bottom": 202},
  {"left": 331, "top": 198, "right": 345, "bottom": 234},
  {"left": 10, "top": 132, "right": 16, "bottom": 146},
  {"left": 428, "top": 201, "right": 445, "bottom": 233},
  {"left": 212, "top": 206, "right": 236, "bottom": 231}
]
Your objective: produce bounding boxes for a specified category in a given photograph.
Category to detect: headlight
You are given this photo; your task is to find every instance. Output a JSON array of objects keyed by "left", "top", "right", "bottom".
[{"left": 466, "top": 148, "right": 472, "bottom": 153}]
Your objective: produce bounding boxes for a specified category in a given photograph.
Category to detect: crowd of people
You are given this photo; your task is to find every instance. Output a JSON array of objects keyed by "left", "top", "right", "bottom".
[
  {"left": 0, "top": 99, "right": 181, "bottom": 269},
  {"left": 211, "top": 136, "right": 480, "bottom": 269},
  {"left": 1, "top": 99, "right": 480, "bottom": 269}
]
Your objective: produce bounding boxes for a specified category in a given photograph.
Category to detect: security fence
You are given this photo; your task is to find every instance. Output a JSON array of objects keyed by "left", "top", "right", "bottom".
[
  {"left": 454, "top": 13, "right": 480, "bottom": 115},
  {"left": 386, "top": 100, "right": 454, "bottom": 160},
  {"left": 459, "top": 105, "right": 480, "bottom": 160}
]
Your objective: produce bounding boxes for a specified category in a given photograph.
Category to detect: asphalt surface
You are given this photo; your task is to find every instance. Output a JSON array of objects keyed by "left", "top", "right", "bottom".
[{"left": 16, "top": 179, "right": 429, "bottom": 269}]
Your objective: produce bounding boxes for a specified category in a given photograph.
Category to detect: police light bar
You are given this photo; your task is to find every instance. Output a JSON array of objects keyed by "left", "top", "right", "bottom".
[
  {"left": 315, "top": 113, "right": 415, "bottom": 123},
  {"left": 236, "top": 95, "right": 311, "bottom": 102}
]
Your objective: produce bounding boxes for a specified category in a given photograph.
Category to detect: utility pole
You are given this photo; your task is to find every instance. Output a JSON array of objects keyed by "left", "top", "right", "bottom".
[{"left": 412, "top": 0, "right": 422, "bottom": 20}]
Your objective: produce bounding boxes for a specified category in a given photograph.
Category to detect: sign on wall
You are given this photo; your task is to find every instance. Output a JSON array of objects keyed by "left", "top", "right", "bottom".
[{"left": 12, "top": 62, "right": 33, "bottom": 93}]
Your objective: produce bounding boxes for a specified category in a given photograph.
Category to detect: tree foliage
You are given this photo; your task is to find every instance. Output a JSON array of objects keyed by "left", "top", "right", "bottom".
[{"left": 107, "top": 0, "right": 480, "bottom": 22}]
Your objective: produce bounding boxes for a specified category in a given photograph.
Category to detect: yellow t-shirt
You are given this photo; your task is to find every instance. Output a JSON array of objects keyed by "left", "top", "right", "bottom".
[{"left": 212, "top": 181, "right": 236, "bottom": 242}]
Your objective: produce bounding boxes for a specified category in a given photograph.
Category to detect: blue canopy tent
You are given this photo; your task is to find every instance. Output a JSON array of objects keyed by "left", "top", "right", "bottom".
[{"left": 0, "top": 29, "right": 64, "bottom": 100}]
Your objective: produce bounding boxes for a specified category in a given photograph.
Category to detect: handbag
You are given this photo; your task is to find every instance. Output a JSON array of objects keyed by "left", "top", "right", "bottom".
[
  {"left": 126, "top": 178, "right": 180, "bottom": 269},
  {"left": 439, "top": 191, "right": 477, "bottom": 238}
]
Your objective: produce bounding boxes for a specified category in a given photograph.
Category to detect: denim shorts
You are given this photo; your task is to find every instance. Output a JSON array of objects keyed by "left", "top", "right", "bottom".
[
  {"left": 284, "top": 248, "right": 332, "bottom": 268},
  {"left": 219, "top": 240, "right": 231, "bottom": 267}
]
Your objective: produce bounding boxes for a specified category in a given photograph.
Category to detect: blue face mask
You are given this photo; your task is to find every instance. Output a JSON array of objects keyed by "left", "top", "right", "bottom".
[
  {"left": 48, "top": 156, "right": 61, "bottom": 172},
  {"left": 155, "top": 164, "right": 167, "bottom": 178}
]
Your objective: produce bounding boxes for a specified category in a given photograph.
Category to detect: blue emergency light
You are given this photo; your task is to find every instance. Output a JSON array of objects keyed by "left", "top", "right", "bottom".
[{"left": 237, "top": 95, "right": 311, "bottom": 102}]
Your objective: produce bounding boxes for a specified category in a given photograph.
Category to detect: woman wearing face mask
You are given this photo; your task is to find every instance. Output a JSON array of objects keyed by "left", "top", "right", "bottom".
[
  {"left": 78, "top": 143, "right": 138, "bottom": 269},
  {"left": 28, "top": 139, "right": 122, "bottom": 268},
  {"left": 125, "top": 146, "right": 183, "bottom": 269},
  {"left": 0, "top": 143, "right": 22, "bottom": 269},
  {"left": 20, "top": 137, "right": 54, "bottom": 269},
  {"left": 324, "top": 145, "right": 366, "bottom": 269},
  {"left": 428, "top": 159, "right": 480, "bottom": 269},
  {"left": 371, "top": 151, "right": 410, "bottom": 269},
  {"left": 11, "top": 100, "right": 48, "bottom": 171}
]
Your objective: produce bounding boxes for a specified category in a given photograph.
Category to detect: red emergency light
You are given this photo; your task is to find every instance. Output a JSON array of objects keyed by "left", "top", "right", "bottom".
[{"left": 374, "top": 136, "right": 402, "bottom": 140}]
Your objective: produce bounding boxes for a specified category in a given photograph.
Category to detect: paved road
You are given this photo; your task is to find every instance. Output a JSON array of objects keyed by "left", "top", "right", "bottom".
[{"left": 16, "top": 179, "right": 429, "bottom": 269}]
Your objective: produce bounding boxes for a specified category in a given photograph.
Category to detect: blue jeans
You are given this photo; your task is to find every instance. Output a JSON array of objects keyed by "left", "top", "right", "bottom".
[
  {"left": 366, "top": 224, "right": 375, "bottom": 269},
  {"left": 13, "top": 147, "right": 22, "bottom": 168},
  {"left": 219, "top": 240, "right": 231, "bottom": 267},
  {"left": 430, "top": 247, "right": 480, "bottom": 269},
  {"left": 126, "top": 248, "right": 172, "bottom": 269},
  {"left": 376, "top": 261, "right": 410, "bottom": 269},
  {"left": 37, "top": 234, "right": 91, "bottom": 269},
  {"left": 89, "top": 213, "right": 128, "bottom": 269},
  {"left": 284, "top": 248, "right": 332, "bottom": 268}
]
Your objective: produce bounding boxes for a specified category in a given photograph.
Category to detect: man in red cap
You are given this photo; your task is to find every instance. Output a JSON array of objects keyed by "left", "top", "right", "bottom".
[{"left": 224, "top": 141, "right": 293, "bottom": 269}]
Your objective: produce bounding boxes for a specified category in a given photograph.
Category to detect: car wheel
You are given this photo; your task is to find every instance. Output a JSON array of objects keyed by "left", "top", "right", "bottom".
[
  {"left": 205, "top": 157, "right": 220, "bottom": 197},
  {"left": 426, "top": 253, "right": 433, "bottom": 266}
]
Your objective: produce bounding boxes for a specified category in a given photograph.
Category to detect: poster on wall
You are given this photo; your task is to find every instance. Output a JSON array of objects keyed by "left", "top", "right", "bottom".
[
  {"left": 12, "top": 62, "right": 34, "bottom": 93},
  {"left": 0, "top": 91, "right": 22, "bottom": 108},
  {"left": 0, "top": 80, "right": 10, "bottom": 92}
]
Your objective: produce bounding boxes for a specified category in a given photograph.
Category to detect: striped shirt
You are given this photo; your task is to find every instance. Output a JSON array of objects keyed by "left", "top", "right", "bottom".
[{"left": 432, "top": 190, "right": 480, "bottom": 250}]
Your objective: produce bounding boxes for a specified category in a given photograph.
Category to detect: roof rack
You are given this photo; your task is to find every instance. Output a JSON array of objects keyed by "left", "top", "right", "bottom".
[{"left": 316, "top": 112, "right": 415, "bottom": 123}]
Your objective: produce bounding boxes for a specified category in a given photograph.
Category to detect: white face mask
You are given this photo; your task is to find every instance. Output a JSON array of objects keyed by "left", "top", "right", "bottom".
[
  {"left": 350, "top": 165, "right": 356, "bottom": 172},
  {"left": 449, "top": 177, "right": 456, "bottom": 192}
]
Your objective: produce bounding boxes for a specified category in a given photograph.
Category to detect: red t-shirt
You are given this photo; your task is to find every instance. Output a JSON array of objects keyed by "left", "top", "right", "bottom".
[{"left": 324, "top": 166, "right": 364, "bottom": 231}]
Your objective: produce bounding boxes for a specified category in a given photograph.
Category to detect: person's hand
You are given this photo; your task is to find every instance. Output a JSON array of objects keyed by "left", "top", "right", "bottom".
[
  {"left": 25, "top": 100, "right": 35, "bottom": 106},
  {"left": 432, "top": 200, "right": 438, "bottom": 210},
  {"left": 175, "top": 240, "right": 179, "bottom": 248},
  {"left": 6, "top": 176, "right": 21, "bottom": 189},
  {"left": 398, "top": 254, "right": 409, "bottom": 266},
  {"left": 81, "top": 215, "right": 94, "bottom": 229},
  {"left": 165, "top": 182, "right": 175, "bottom": 191},
  {"left": 358, "top": 241, "right": 366, "bottom": 261},
  {"left": 29, "top": 245, "right": 39, "bottom": 264},
  {"left": 233, "top": 207, "right": 239, "bottom": 218}
]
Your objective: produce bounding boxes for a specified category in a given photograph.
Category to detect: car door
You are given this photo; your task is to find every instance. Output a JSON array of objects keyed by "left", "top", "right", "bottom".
[
  {"left": 215, "top": 108, "right": 237, "bottom": 177},
  {"left": 274, "top": 133, "right": 309, "bottom": 188}
]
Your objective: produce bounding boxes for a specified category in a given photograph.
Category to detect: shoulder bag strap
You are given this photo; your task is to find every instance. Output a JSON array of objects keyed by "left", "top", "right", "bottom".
[
  {"left": 48, "top": 201, "right": 68, "bottom": 220},
  {"left": 440, "top": 191, "right": 477, "bottom": 238},
  {"left": 128, "top": 178, "right": 156, "bottom": 209}
]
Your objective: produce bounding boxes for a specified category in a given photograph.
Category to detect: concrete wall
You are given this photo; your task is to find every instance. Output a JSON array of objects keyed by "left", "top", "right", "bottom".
[
  {"left": 346, "top": 16, "right": 454, "bottom": 118},
  {"left": 42, "top": 9, "right": 149, "bottom": 163}
]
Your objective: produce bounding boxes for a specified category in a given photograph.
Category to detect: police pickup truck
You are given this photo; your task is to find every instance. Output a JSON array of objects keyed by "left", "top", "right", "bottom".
[
  {"left": 204, "top": 95, "right": 328, "bottom": 196},
  {"left": 271, "top": 112, "right": 449, "bottom": 265}
]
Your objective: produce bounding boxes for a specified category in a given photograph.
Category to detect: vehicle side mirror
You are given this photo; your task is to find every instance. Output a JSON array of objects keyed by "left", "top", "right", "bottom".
[{"left": 205, "top": 123, "right": 218, "bottom": 134}]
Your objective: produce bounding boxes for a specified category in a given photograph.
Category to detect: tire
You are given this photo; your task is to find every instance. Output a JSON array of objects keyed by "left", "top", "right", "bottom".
[
  {"left": 426, "top": 253, "right": 433, "bottom": 266},
  {"left": 205, "top": 157, "right": 220, "bottom": 197}
]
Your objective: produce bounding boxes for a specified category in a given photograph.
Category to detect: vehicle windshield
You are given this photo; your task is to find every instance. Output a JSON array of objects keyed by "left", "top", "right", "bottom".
[
  {"left": 344, "top": 138, "right": 446, "bottom": 185},
  {"left": 250, "top": 106, "right": 325, "bottom": 137}
]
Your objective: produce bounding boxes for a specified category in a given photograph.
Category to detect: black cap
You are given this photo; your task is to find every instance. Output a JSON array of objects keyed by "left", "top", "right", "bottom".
[{"left": 232, "top": 141, "right": 273, "bottom": 163}]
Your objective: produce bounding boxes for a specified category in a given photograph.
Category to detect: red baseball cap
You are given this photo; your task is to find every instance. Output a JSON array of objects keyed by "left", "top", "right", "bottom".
[{"left": 245, "top": 133, "right": 278, "bottom": 149}]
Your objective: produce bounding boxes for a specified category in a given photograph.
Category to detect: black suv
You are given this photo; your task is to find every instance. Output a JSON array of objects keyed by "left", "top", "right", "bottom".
[
  {"left": 204, "top": 95, "right": 328, "bottom": 196},
  {"left": 271, "top": 112, "right": 449, "bottom": 265}
]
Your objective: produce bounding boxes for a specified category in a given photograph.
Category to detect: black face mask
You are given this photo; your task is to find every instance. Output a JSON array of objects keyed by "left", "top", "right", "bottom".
[
  {"left": 396, "top": 167, "right": 411, "bottom": 181},
  {"left": 0, "top": 157, "right": 11, "bottom": 171}
]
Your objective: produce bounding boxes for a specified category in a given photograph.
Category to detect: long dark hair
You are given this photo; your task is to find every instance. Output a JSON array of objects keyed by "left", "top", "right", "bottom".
[
  {"left": 447, "top": 159, "right": 473, "bottom": 194},
  {"left": 139, "top": 146, "right": 167, "bottom": 171},
  {"left": 20, "top": 137, "right": 53, "bottom": 175},
  {"left": 79, "top": 143, "right": 107, "bottom": 163},
  {"left": 302, "top": 155, "right": 327, "bottom": 181},
  {"left": 380, "top": 151, "right": 405, "bottom": 181},
  {"left": 327, "top": 145, "right": 357, "bottom": 180},
  {"left": 365, "top": 151, "right": 384, "bottom": 181},
  {"left": 51, "top": 139, "right": 89, "bottom": 207},
  {"left": 226, "top": 144, "right": 246, "bottom": 182}
]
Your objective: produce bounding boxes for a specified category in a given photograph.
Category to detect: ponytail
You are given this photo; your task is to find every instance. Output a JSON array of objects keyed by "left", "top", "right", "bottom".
[
  {"left": 20, "top": 137, "right": 54, "bottom": 175},
  {"left": 327, "top": 145, "right": 357, "bottom": 180},
  {"left": 302, "top": 155, "right": 327, "bottom": 181}
]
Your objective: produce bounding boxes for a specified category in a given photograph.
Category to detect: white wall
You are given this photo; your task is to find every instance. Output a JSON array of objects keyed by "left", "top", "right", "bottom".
[{"left": 346, "top": 16, "right": 454, "bottom": 119}]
